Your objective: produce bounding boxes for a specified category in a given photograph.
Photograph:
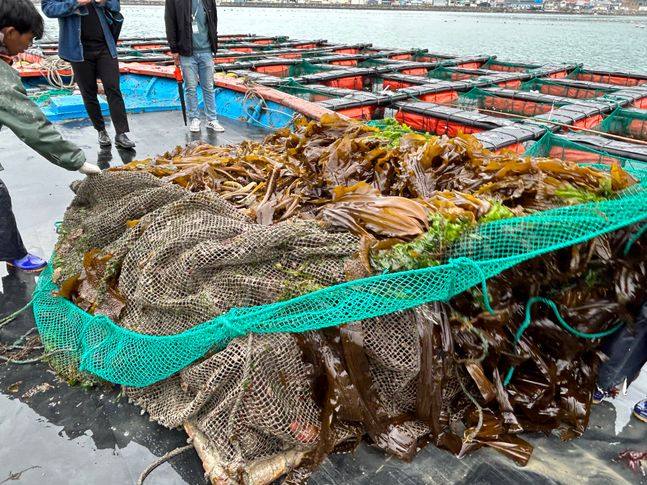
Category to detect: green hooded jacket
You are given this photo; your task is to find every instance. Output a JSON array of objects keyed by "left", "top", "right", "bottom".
[{"left": 0, "top": 59, "right": 85, "bottom": 171}]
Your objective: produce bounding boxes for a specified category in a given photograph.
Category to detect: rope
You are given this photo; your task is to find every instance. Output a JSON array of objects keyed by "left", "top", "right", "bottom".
[
  {"left": 0, "top": 299, "right": 33, "bottom": 330},
  {"left": 0, "top": 348, "right": 70, "bottom": 365},
  {"left": 503, "top": 296, "right": 625, "bottom": 386},
  {"left": 37, "top": 56, "right": 75, "bottom": 90},
  {"left": 624, "top": 222, "right": 647, "bottom": 255},
  {"left": 136, "top": 444, "right": 194, "bottom": 485},
  {"left": 9, "top": 327, "right": 38, "bottom": 349},
  {"left": 242, "top": 81, "right": 299, "bottom": 129},
  {"left": 448, "top": 257, "right": 495, "bottom": 315}
]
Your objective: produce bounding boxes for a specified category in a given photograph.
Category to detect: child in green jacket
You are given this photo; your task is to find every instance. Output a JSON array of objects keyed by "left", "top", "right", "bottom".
[{"left": 0, "top": 0, "right": 100, "bottom": 272}]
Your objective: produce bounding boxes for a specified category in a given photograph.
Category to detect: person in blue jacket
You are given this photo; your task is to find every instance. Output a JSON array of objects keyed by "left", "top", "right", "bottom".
[{"left": 42, "top": 0, "right": 135, "bottom": 149}]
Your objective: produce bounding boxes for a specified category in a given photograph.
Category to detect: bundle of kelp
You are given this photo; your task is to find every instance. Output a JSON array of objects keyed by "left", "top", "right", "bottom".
[{"left": 46, "top": 115, "right": 646, "bottom": 483}]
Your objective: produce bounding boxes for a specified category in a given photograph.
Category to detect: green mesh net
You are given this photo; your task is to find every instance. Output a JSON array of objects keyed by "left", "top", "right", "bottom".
[
  {"left": 276, "top": 79, "right": 335, "bottom": 102},
  {"left": 456, "top": 87, "right": 567, "bottom": 118},
  {"left": 426, "top": 66, "right": 476, "bottom": 81},
  {"left": 525, "top": 132, "right": 647, "bottom": 182},
  {"left": 287, "top": 61, "right": 332, "bottom": 78},
  {"left": 33, "top": 182, "right": 647, "bottom": 387},
  {"left": 520, "top": 78, "right": 617, "bottom": 99},
  {"left": 567, "top": 67, "right": 647, "bottom": 87},
  {"left": 481, "top": 58, "right": 540, "bottom": 73},
  {"left": 597, "top": 107, "right": 647, "bottom": 141},
  {"left": 358, "top": 58, "right": 389, "bottom": 68},
  {"left": 410, "top": 52, "right": 453, "bottom": 63}
]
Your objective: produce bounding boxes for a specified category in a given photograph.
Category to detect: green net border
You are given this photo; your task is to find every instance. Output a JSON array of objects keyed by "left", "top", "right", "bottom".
[{"left": 598, "top": 107, "right": 647, "bottom": 139}]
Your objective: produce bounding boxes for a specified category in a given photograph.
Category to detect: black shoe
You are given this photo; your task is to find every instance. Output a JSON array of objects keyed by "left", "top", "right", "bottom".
[
  {"left": 98, "top": 130, "right": 111, "bottom": 147},
  {"left": 115, "top": 133, "right": 136, "bottom": 149}
]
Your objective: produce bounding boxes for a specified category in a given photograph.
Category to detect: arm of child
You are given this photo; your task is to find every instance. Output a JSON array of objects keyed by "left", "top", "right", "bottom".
[{"left": 0, "top": 75, "right": 87, "bottom": 171}]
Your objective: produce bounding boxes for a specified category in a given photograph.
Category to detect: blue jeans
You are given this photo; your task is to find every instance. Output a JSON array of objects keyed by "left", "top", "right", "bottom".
[{"left": 179, "top": 52, "right": 217, "bottom": 121}]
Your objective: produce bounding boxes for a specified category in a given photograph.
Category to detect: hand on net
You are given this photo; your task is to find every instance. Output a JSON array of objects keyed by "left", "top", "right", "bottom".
[{"left": 78, "top": 162, "right": 101, "bottom": 175}]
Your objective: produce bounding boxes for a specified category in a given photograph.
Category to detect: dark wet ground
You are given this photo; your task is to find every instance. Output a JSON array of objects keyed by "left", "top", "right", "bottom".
[{"left": 1, "top": 112, "right": 646, "bottom": 485}]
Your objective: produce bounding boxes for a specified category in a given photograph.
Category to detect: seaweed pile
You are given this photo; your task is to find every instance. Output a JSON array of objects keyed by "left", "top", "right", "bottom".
[{"left": 49, "top": 115, "right": 647, "bottom": 483}]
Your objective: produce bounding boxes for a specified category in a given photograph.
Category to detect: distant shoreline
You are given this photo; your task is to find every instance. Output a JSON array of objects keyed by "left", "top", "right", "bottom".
[{"left": 119, "top": 1, "right": 647, "bottom": 16}]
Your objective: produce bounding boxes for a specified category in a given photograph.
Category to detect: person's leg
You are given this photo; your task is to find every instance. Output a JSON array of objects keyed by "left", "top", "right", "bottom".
[
  {"left": 196, "top": 52, "right": 217, "bottom": 121},
  {"left": 95, "top": 50, "right": 129, "bottom": 135},
  {"left": 180, "top": 54, "right": 201, "bottom": 123},
  {"left": 196, "top": 53, "right": 224, "bottom": 132},
  {"left": 70, "top": 52, "right": 105, "bottom": 132},
  {"left": 0, "top": 178, "right": 27, "bottom": 261},
  {"left": 0, "top": 179, "right": 46, "bottom": 271}
]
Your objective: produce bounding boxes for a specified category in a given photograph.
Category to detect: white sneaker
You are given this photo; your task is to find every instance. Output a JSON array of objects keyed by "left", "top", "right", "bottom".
[
  {"left": 189, "top": 118, "right": 201, "bottom": 133},
  {"left": 206, "top": 119, "right": 225, "bottom": 132}
]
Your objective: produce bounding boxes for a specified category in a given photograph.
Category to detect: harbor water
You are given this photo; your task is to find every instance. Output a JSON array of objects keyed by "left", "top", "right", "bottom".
[{"left": 39, "top": 7, "right": 647, "bottom": 72}]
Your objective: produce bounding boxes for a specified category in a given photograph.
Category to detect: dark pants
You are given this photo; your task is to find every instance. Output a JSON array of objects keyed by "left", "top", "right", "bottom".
[
  {"left": 0, "top": 178, "right": 27, "bottom": 261},
  {"left": 71, "top": 49, "right": 129, "bottom": 134},
  {"left": 597, "top": 301, "right": 647, "bottom": 390}
]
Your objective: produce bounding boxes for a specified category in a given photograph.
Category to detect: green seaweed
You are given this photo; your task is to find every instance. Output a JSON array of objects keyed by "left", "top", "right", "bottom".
[
  {"left": 554, "top": 185, "right": 605, "bottom": 204},
  {"left": 372, "top": 202, "right": 516, "bottom": 273},
  {"left": 367, "top": 118, "right": 432, "bottom": 147}
]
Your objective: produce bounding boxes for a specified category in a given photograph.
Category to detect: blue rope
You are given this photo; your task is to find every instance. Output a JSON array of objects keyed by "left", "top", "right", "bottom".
[
  {"left": 624, "top": 222, "right": 647, "bottom": 256},
  {"left": 448, "top": 257, "right": 495, "bottom": 315},
  {"left": 503, "top": 296, "right": 625, "bottom": 386}
]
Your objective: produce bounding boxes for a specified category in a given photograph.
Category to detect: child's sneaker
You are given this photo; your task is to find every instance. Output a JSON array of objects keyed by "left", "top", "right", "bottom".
[
  {"left": 7, "top": 254, "right": 47, "bottom": 272},
  {"left": 633, "top": 399, "right": 647, "bottom": 423}
]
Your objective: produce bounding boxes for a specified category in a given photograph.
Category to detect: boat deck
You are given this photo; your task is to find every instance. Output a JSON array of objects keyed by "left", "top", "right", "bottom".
[{"left": 1, "top": 113, "right": 646, "bottom": 484}]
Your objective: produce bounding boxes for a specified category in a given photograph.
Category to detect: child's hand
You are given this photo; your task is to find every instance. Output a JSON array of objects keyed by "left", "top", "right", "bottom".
[
  {"left": 77, "top": 0, "right": 92, "bottom": 5},
  {"left": 79, "top": 163, "right": 101, "bottom": 175}
]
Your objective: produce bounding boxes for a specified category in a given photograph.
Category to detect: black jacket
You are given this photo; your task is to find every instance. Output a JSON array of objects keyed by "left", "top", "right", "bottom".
[{"left": 165, "top": 0, "right": 218, "bottom": 56}]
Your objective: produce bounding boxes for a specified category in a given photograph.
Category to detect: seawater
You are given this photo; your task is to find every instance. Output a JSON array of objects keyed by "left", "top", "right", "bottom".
[{"left": 39, "top": 7, "right": 647, "bottom": 72}]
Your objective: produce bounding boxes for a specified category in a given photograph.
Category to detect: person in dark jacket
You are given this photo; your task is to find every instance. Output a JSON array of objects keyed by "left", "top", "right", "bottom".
[
  {"left": 0, "top": 0, "right": 100, "bottom": 272},
  {"left": 42, "top": 0, "right": 136, "bottom": 149},
  {"left": 165, "top": 0, "right": 224, "bottom": 133}
]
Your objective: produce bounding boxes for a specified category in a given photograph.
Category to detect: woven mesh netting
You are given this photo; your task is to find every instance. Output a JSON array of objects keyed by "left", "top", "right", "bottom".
[
  {"left": 481, "top": 58, "right": 540, "bottom": 72},
  {"left": 457, "top": 87, "right": 569, "bottom": 118},
  {"left": 567, "top": 67, "right": 647, "bottom": 87},
  {"left": 427, "top": 66, "right": 476, "bottom": 82},
  {"left": 520, "top": 78, "right": 617, "bottom": 99},
  {"left": 597, "top": 107, "right": 647, "bottom": 141},
  {"left": 526, "top": 132, "right": 647, "bottom": 180},
  {"left": 34, "top": 115, "right": 647, "bottom": 482}
]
